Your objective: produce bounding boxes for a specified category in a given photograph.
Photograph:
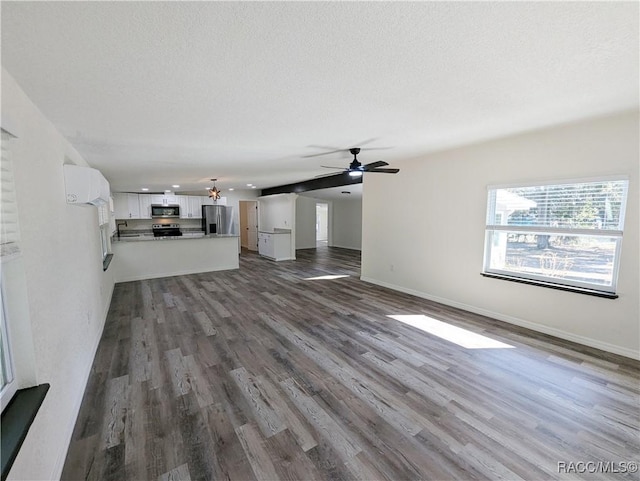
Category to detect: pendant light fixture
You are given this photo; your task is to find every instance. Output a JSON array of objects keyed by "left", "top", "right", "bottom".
[{"left": 208, "top": 178, "right": 221, "bottom": 200}]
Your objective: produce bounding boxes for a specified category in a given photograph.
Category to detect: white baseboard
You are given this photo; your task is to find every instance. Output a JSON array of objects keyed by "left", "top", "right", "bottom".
[
  {"left": 330, "top": 244, "right": 362, "bottom": 251},
  {"left": 50, "top": 280, "right": 115, "bottom": 480},
  {"left": 360, "top": 276, "right": 639, "bottom": 361}
]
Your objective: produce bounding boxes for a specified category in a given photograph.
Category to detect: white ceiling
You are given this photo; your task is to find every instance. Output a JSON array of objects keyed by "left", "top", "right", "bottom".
[{"left": 2, "top": 2, "right": 638, "bottom": 195}]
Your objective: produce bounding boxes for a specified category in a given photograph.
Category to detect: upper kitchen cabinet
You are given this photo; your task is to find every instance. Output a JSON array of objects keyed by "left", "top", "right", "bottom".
[
  {"left": 178, "top": 196, "right": 188, "bottom": 218},
  {"left": 113, "top": 193, "right": 141, "bottom": 219},
  {"left": 138, "top": 194, "right": 152, "bottom": 219},
  {"left": 188, "top": 196, "right": 203, "bottom": 218},
  {"left": 150, "top": 194, "right": 178, "bottom": 206},
  {"left": 177, "top": 195, "right": 203, "bottom": 219}
]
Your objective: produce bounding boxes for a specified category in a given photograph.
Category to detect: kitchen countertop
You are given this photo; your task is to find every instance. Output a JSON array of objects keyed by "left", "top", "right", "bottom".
[{"left": 113, "top": 232, "right": 238, "bottom": 242}]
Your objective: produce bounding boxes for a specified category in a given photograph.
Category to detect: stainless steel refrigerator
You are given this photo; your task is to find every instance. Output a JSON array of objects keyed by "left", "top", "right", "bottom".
[{"left": 202, "top": 205, "right": 235, "bottom": 235}]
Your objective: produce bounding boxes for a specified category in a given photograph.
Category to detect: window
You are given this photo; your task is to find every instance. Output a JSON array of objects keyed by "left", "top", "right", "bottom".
[
  {"left": 1, "top": 128, "right": 19, "bottom": 409},
  {"left": 98, "top": 202, "right": 114, "bottom": 271},
  {"left": 483, "top": 178, "right": 628, "bottom": 296},
  {"left": 98, "top": 203, "right": 109, "bottom": 260}
]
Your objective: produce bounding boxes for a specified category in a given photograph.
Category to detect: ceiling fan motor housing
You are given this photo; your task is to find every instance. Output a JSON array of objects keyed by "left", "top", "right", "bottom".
[{"left": 349, "top": 148, "right": 362, "bottom": 170}]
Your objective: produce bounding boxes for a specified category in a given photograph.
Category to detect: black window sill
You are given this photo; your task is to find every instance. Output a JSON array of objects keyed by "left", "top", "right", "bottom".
[
  {"left": 481, "top": 272, "right": 618, "bottom": 299},
  {"left": 103, "top": 253, "right": 114, "bottom": 271},
  {"left": 1, "top": 384, "right": 50, "bottom": 481}
]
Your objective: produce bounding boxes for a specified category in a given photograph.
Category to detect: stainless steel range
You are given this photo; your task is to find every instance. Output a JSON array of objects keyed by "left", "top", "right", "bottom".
[{"left": 152, "top": 223, "right": 182, "bottom": 237}]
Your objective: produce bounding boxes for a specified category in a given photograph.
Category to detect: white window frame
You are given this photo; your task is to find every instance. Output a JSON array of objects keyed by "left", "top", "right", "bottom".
[
  {"left": 0, "top": 280, "right": 18, "bottom": 411},
  {"left": 98, "top": 203, "right": 110, "bottom": 261},
  {"left": 483, "top": 176, "right": 628, "bottom": 295}
]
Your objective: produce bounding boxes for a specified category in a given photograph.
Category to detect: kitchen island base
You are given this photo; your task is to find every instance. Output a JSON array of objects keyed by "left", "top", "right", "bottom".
[{"left": 112, "top": 236, "right": 239, "bottom": 282}]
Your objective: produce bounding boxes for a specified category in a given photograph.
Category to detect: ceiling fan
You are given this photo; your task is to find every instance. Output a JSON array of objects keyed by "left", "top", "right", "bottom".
[{"left": 318, "top": 148, "right": 399, "bottom": 177}]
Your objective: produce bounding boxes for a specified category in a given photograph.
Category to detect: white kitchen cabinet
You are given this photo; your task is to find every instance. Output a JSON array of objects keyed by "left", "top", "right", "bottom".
[
  {"left": 150, "top": 194, "right": 178, "bottom": 206},
  {"left": 138, "top": 194, "right": 152, "bottom": 219},
  {"left": 258, "top": 232, "right": 274, "bottom": 258},
  {"left": 177, "top": 196, "right": 189, "bottom": 218},
  {"left": 201, "top": 196, "right": 214, "bottom": 206},
  {"left": 189, "top": 196, "right": 203, "bottom": 218},
  {"left": 258, "top": 231, "right": 292, "bottom": 261},
  {"left": 177, "top": 195, "right": 203, "bottom": 219},
  {"left": 113, "top": 193, "right": 141, "bottom": 219}
]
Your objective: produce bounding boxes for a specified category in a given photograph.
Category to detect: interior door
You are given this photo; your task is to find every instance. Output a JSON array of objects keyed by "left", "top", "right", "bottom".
[
  {"left": 239, "top": 202, "right": 249, "bottom": 248},
  {"left": 239, "top": 201, "right": 258, "bottom": 251},
  {"left": 246, "top": 201, "right": 258, "bottom": 251}
]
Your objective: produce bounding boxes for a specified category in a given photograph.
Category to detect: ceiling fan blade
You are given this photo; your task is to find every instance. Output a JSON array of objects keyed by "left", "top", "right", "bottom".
[
  {"left": 361, "top": 146, "right": 393, "bottom": 150},
  {"left": 302, "top": 149, "right": 347, "bottom": 158},
  {"left": 367, "top": 168, "right": 400, "bottom": 173},
  {"left": 363, "top": 160, "right": 388, "bottom": 170},
  {"left": 303, "top": 138, "right": 391, "bottom": 157},
  {"left": 320, "top": 165, "right": 348, "bottom": 169}
]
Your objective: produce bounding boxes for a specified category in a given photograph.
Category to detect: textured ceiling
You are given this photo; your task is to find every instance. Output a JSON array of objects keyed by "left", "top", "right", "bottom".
[{"left": 2, "top": 2, "right": 638, "bottom": 194}]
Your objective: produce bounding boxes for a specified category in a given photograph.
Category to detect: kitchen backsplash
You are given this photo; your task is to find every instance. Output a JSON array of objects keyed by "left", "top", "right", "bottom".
[{"left": 116, "top": 218, "right": 203, "bottom": 233}]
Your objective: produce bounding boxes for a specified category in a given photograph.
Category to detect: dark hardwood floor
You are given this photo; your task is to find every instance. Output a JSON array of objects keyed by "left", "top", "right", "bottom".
[{"left": 62, "top": 247, "right": 639, "bottom": 480}]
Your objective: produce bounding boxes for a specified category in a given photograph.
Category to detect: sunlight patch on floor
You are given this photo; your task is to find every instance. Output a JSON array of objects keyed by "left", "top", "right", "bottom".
[
  {"left": 303, "top": 275, "right": 350, "bottom": 281},
  {"left": 387, "top": 314, "right": 515, "bottom": 349}
]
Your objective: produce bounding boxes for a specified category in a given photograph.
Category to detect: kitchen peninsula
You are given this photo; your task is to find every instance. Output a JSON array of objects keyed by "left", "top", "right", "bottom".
[{"left": 111, "top": 234, "right": 239, "bottom": 282}]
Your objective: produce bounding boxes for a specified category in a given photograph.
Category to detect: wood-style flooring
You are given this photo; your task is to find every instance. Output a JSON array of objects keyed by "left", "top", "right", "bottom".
[{"left": 62, "top": 247, "right": 640, "bottom": 480}]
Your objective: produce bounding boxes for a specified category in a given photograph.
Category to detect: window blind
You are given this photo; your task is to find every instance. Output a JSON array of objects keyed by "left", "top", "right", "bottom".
[
  {"left": 1, "top": 130, "right": 20, "bottom": 259},
  {"left": 486, "top": 180, "right": 628, "bottom": 233}
]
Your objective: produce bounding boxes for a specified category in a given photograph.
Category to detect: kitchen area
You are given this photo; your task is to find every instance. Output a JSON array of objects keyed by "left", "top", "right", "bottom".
[{"left": 110, "top": 192, "right": 240, "bottom": 282}]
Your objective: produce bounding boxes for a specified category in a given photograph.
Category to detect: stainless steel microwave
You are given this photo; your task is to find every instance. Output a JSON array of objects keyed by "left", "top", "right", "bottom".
[{"left": 151, "top": 205, "right": 180, "bottom": 218}]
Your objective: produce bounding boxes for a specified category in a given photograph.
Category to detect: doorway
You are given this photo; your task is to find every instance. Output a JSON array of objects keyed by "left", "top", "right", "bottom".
[
  {"left": 316, "top": 203, "right": 328, "bottom": 247},
  {"left": 239, "top": 201, "right": 258, "bottom": 251}
]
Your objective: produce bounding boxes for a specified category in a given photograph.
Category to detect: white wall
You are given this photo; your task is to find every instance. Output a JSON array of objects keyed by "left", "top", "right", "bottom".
[
  {"left": 361, "top": 111, "right": 639, "bottom": 359},
  {"left": 258, "top": 193, "right": 295, "bottom": 231},
  {"left": 295, "top": 195, "right": 318, "bottom": 249},
  {"left": 332, "top": 199, "right": 362, "bottom": 250},
  {"left": 2, "top": 69, "right": 116, "bottom": 479},
  {"left": 258, "top": 193, "right": 297, "bottom": 259}
]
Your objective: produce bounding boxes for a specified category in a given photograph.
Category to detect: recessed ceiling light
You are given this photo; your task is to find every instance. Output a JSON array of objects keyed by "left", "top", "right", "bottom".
[
  {"left": 172, "top": 184, "right": 180, "bottom": 188},
  {"left": 164, "top": 190, "right": 171, "bottom": 193},
  {"left": 141, "top": 188, "right": 149, "bottom": 191},
  {"left": 246, "top": 184, "right": 253, "bottom": 187},
  {"left": 251, "top": 186, "right": 257, "bottom": 189},
  {"left": 229, "top": 188, "right": 235, "bottom": 191}
]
